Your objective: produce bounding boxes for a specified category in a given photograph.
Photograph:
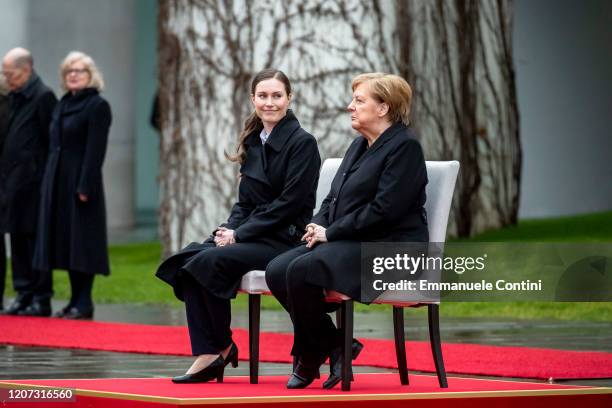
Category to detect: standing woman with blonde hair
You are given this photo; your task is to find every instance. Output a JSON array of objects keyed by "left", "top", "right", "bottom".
[{"left": 33, "top": 51, "right": 111, "bottom": 319}]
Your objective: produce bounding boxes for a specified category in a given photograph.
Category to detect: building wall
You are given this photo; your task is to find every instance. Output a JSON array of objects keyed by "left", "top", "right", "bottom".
[
  {"left": 1, "top": 0, "right": 136, "bottom": 230},
  {"left": 515, "top": 0, "right": 612, "bottom": 218},
  {"left": 134, "top": 0, "right": 159, "bottom": 217},
  {"left": 2, "top": 0, "right": 611, "bottom": 230}
]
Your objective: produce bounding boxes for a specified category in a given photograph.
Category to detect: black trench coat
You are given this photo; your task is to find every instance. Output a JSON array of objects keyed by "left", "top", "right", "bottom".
[
  {"left": 156, "top": 110, "right": 321, "bottom": 300},
  {"left": 33, "top": 88, "right": 112, "bottom": 275},
  {"left": 290, "top": 122, "right": 429, "bottom": 303},
  {"left": 0, "top": 72, "right": 57, "bottom": 234}
]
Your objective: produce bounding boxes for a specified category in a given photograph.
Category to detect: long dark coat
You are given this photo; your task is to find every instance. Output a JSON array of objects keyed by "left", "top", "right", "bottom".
[
  {"left": 0, "top": 72, "right": 57, "bottom": 234},
  {"left": 0, "top": 92, "right": 8, "bottom": 289},
  {"left": 156, "top": 111, "right": 321, "bottom": 300},
  {"left": 277, "top": 122, "right": 429, "bottom": 303},
  {"left": 0, "top": 93, "right": 9, "bottom": 148},
  {"left": 32, "top": 88, "right": 112, "bottom": 275}
]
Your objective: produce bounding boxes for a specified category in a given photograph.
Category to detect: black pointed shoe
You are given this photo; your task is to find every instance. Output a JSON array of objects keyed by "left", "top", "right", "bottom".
[
  {"left": 322, "top": 339, "right": 364, "bottom": 389},
  {"left": 63, "top": 307, "right": 94, "bottom": 320},
  {"left": 3, "top": 294, "right": 32, "bottom": 315},
  {"left": 286, "top": 354, "right": 325, "bottom": 389},
  {"left": 53, "top": 305, "right": 74, "bottom": 318},
  {"left": 18, "top": 300, "right": 51, "bottom": 317},
  {"left": 223, "top": 342, "right": 239, "bottom": 368},
  {"left": 172, "top": 355, "right": 226, "bottom": 384}
]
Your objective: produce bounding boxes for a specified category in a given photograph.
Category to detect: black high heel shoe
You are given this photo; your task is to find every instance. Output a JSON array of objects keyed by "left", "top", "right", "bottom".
[
  {"left": 322, "top": 339, "right": 364, "bottom": 389},
  {"left": 223, "top": 342, "right": 239, "bottom": 368},
  {"left": 172, "top": 355, "right": 226, "bottom": 384},
  {"left": 286, "top": 354, "right": 326, "bottom": 389}
]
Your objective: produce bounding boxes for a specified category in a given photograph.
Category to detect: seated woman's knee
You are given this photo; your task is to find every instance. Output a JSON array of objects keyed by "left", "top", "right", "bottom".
[{"left": 285, "top": 255, "right": 310, "bottom": 291}]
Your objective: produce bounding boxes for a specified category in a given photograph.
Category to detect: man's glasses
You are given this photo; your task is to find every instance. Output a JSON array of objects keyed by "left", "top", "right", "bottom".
[{"left": 1, "top": 70, "right": 18, "bottom": 79}]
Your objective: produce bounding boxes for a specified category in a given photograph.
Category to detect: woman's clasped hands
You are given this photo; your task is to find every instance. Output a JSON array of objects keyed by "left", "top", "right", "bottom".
[
  {"left": 214, "top": 227, "right": 235, "bottom": 247},
  {"left": 302, "top": 223, "right": 328, "bottom": 248}
]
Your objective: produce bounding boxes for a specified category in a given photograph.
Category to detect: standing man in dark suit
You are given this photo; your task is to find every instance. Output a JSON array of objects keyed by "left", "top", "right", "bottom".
[
  {"left": 0, "top": 48, "right": 57, "bottom": 316},
  {"left": 0, "top": 74, "right": 10, "bottom": 311}
]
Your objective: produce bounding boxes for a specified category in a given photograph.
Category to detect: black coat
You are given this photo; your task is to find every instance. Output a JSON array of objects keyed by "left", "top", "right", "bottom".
[
  {"left": 304, "top": 122, "right": 429, "bottom": 302},
  {"left": 0, "top": 93, "right": 9, "bottom": 150},
  {"left": 0, "top": 72, "right": 57, "bottom": 234},
  {"left": 33, "top": 88, "right": 112, "bottom": 275},
  {"left": 0, "top": 93, "right": 8, "bottom": 240},
  {"left": 156, "top": 110, "right": 321, "bottom": 299}
]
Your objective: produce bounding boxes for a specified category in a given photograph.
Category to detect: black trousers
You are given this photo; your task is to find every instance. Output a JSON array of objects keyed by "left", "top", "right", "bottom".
[
  {"left": 171, "top": 241, "right": 293, "bottom": 356},
  {"left": 10, "top": 233, "right": 52, "bottom": 302},
  {"left": 0, "top": 235, "right": 5, "bottom": 304},
  {"left": 67, "top": 270, "right": 95, "bottom": 310},
  {"left": 266, "top": 245, "right": 340, "bottom": 359},
  {"left": 181, "top": 272, "right": 232, "bottom": 355}
]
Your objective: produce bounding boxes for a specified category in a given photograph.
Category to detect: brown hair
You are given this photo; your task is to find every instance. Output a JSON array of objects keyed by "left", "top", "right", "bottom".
[
  {"left": 226, "top": 69, "right": 292, "bottom": 163},
  {"left": 351, "top": 73, "right": 412, "bottom": 125}
]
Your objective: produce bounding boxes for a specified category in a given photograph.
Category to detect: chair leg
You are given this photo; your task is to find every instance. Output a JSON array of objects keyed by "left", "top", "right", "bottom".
[
  {"left": 392, "top": 306, "right": 409, "bottom": 385},
  {"left": 428, "top": 304, "right": 448, "bottom": 388},
  {"left": 248, "top": 294, "right": 261, "bottom": 384},
  {"left": 335, "top": 308, "right": 342, "bottom": 328},
  {"left": 341, "top": 300, "right": 353, "bottom": 391}
]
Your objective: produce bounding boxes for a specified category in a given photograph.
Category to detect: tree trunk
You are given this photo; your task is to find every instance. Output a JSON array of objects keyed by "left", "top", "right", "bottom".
[
  {"left": 157, "top": 0, "right": 521, "bottom": 254},
  {"left": 397, "top": 0, "right": 521, "bottom": 236}
]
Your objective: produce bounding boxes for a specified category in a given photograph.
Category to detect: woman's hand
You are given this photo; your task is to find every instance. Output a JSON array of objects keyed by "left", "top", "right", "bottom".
[
  {"left": 301, "top": 223, "right": 317, "bottom": 242},
  {"left": 214, "top": 227, "right": 236, "bottom": 247},
  {"left": 303, "top": 223, "right": 328, "bottom": 248},
  {"left": 78, "top": 193, "right": 89, "bottom": 202}
]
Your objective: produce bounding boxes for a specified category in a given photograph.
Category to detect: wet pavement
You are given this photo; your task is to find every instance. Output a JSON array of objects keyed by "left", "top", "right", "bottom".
[{"left": 1, "top": 300, "right": 611, "bottom": 387}]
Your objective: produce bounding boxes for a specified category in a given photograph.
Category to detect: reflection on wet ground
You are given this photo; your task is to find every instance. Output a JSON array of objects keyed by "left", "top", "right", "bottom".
[{"left": 1, "top": 300, "right": 611, "bottom": 387}]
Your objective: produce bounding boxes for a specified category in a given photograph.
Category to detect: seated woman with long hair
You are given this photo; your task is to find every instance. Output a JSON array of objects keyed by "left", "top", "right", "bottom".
[{"left": 156, "top": 69, "right": 321, "bottom": 383}]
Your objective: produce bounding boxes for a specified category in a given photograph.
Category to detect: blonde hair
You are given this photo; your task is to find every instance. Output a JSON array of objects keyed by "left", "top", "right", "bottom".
[
  {"left": 351, "top": 73, "right": 412, "bottom": 125},
  {"left": 59, "top": 51, "right": 104, "bottom": 91}
]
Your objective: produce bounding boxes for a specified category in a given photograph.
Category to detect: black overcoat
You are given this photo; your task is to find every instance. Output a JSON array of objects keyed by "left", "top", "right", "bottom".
[
  {"left": 296, "top": 122, "right": 429, "bottom": 303},
  {"left": 156, "top": 111, "right": 321, "bottom": 300},
  {"left": 32, "top": 88, "right": 112, "bottom": 275},
  {"left": 0, "top": 93, "right": 9, "bottom": 148},
  {"left": 0, "top": 72, "right": 57, "bottom": 234}
]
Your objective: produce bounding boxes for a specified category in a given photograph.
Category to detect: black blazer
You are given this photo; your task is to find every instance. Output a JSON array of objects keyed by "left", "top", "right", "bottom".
[
  {"left": 223, "top": 110, "right": 321, "bottom": 243},
  {"left": 313, "top": 122, "right": 428, "bottom": 242},
  {"left": 0, "top": 72, "right": 57, "bottom": 234}
]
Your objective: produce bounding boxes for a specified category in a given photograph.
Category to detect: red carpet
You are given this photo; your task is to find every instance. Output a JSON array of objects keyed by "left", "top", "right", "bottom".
[
  {"left": 1, "top": 374, "right": 611, "bottom": 408},
  {"left": 1, "top": 315, "right": 612, "bottom": 380}
]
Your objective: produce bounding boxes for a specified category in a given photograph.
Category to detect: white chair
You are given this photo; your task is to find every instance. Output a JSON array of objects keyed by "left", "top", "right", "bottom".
[
  {"left": 326, "top": 160, "right": 459, "bottom": 390},
  {"left": 239, "top": 160, "right": 460, "bottom": 389},
  {"left": 238, "top": 158, "right": 341, "bottom": 383}
]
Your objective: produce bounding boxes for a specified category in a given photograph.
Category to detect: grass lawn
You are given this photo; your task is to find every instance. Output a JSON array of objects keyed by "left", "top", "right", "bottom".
[{"left": 3, "top": 211, "right": 611, "bottom": 321}]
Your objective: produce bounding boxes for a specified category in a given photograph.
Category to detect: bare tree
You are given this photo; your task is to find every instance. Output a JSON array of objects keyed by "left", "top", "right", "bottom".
[
  {"left": 157, "top": 0, "right": 520, "bottom": 254},
  {"left": 397, "top": 0, "right": 521, "bottom": 236}
]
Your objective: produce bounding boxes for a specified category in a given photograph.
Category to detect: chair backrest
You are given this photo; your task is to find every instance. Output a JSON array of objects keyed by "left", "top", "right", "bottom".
[
  {"left": 314, "top": 159, "right": 459, "bottom": 243},
  {"left": 424, "top": 161, "right": 460, "bottom": 243},
  {"left": 315, "top": 158, "right": 343, "bottom": 213},
  {"left": 376, "top": 160, "right": 459, "bottom": 305},
  {"left": 317, "top": 159, "right": 460, "bottom": 305}
]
